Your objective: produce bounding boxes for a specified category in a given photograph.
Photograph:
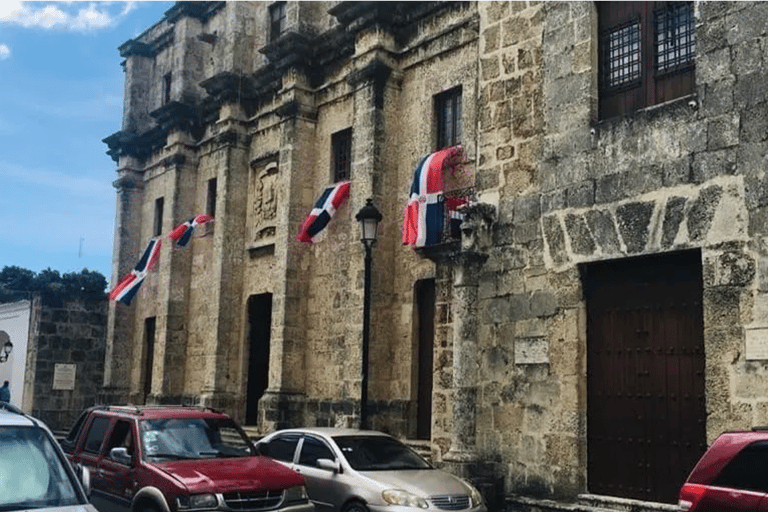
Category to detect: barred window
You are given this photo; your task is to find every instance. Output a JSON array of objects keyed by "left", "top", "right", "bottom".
[
  {"left": 603, "top": 20, "right": 641, "bottom": 89},
  {"left": 655, "top": 2, "right": 695, "bottom": 73},
  {"left": 599, "top": 2, "right": 695, "bottom": 119},
  {"left": 269, "top": 2, "right": 286, "bottom": 42},
  {"left": 332, "top": 128, "right": 352, "bottom": 183},
  {"left": 435, "top": 87, "right": 462, "bottom": 150}
]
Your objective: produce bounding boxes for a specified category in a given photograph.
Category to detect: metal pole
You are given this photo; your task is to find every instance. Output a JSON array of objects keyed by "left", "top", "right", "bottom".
[{"left": 360, "top": 241, "right": 372, "bottom": 430}]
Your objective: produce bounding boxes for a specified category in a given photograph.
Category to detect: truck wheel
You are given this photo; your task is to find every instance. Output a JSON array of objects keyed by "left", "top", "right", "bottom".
[{"left": 137, "top": 503, "right": 160, "bottom": 512}]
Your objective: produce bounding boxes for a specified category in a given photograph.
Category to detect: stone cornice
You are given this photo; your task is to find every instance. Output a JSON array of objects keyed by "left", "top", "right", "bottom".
[
  {"left": 329, "top": 2, "right": 465, "bottom": 44},
  {"left": 103, "top": 127, "right": 167, "bottom": 162},
  {"left": 250, "top": 151, "right": 280, "bottom": 170},
  {"left": 119, "top": 28, "right": 174, "bottom": 58},
  {"left": 150, "top": 101, "right": 200, "bottom": 135},
  {"left": 164, "top": 1, "right": 224, "bottom": 24},
  {"left": 274, "top": 99, "right": 318, "bottom": 121},
  {"left": 200, "top": 72, "right": 259, "bottom": 115},
  {"left": 347, "top": 58, "right": 394, "bottom": 88}
]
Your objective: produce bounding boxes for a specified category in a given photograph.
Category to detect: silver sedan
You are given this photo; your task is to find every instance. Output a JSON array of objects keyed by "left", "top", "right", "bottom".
[{"left": 255, "top": 428, "right": 486, "bottom": 512}]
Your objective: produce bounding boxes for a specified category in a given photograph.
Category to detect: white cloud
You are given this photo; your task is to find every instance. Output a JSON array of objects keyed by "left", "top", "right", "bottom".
[
  {"left": 0, "top": 44, "right": 10, "bottom": 60},
  {"left": 0, "top": 2, "right": 132, "bottom": 32}
]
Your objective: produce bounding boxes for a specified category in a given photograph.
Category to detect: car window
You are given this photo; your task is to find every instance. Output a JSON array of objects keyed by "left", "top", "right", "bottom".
[
  {"left": 63, "top": 410, "right": 89, "bottom": 451},
  {"left": 333, "top": 435, "right": 431, "bottom": 471},
  {"left": 105, "top": 420, "right": 134, "bottom": 463},
  {"left": 713, "top": 441, "right": 768, "bottom": 493},
  {"left": 140, "top": 417, "right": 254, "bottom": 461},
  {"left": 83, "top": 416, "right": 111, "bottom": 455},
  {"left": 0, "top": 425, "right": 83, "bottom": 510},
  {"left": 261, "top": 435, "right": 300, "bottom": 463},
  {"left": 298, "top": 436, "right": 335, "bottom": 468}
]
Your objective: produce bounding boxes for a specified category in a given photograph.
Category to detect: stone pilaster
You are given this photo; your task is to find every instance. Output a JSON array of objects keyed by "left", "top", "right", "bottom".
[
  {"left": 149, "top": 143, "right": 197, "bottom": 401},
  {"left": 442, "top": 204, "right": 495, "bottom": 472},
  {"left": 102, "top": 166, "right": 144, "bottom": 403},
  {"left": 200, "top": 122, "right": 249, "bottom": 408},
  {"left": 258, "top": 70, "right": 317, "bottom": 430}
]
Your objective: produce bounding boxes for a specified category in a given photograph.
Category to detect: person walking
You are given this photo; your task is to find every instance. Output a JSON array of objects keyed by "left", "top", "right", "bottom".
[{"left": 0, "top": 381, "right": 10, "bottom": 403}]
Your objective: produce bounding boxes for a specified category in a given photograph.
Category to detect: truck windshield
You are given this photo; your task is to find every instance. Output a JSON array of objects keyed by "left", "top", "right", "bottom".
[
  {"left": 0, "top": 426, "right": 82, "bottom": 511},
  {"left": 140, "top": 418, "right": 255, "bottom": 461}
]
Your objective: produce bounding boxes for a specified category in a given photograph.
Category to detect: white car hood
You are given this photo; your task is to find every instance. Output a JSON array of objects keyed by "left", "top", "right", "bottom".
[{"left": 357, "top": 469, "right": 470, "bottom": 497}]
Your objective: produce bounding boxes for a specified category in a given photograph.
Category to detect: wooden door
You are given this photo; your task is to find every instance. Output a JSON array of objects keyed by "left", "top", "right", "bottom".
[{"left": 585, "top": 250, "right": 706, "bottom": 503}]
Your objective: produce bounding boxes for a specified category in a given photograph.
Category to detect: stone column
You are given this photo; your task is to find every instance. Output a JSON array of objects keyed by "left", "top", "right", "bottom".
[{"left": 442, "top": 203, "right": 495, "bottom": 469}]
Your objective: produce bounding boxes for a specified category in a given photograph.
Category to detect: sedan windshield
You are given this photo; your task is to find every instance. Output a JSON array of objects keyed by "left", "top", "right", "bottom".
[
  {"left": 140, "top": 418, "right": 255, "bottom": 461},
  {"left": 333, "top": 436, "right": 431, "bottom": 471},
  {"left": 0, "top": 426, "right": 82, "bottom": 511}
]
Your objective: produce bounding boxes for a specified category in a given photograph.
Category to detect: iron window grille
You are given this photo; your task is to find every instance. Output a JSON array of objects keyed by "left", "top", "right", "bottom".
[
  {"left": 655, "top": 2, "right": 695, "bottom": 74},
  {"left": 269, "top": 2, "right": 286, "bottom": 42},
  {"left": 332, "top": 128, "right": 352, "bottom": 182},
  {"left": 435, "top": 87, "right": 462, "bottom": 150},
  {"left": 598, "top": 1, "right": 695, "bottom": 119},
  {"left": 601, "top": 18, "right": 642, "bottom": 91}
]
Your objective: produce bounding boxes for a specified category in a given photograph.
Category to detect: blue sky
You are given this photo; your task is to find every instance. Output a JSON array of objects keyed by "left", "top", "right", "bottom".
[{"left": 0, "top": 1, "right": 172, "bottom": 284}]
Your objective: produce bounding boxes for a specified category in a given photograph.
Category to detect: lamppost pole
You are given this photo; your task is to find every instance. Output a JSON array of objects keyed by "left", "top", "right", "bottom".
[
  {"left": 356, "top": 198, "right": 382, "bottom": 431},
  {"left": 360, "top": 240, "right": 373, "bottom": 430}
]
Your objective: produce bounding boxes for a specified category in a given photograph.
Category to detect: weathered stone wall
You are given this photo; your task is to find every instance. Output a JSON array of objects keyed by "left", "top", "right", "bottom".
[
  {"left": 470, "top": 0, "right": 768, "bottom": 503},
  {"left": 29, "top": 294, "right": 107, "bottom": 432}
]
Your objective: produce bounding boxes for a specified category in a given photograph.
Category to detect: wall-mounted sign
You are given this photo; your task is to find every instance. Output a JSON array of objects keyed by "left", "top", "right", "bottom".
[
  {"left": 53, "top": 364, "right": 76, "bottom": 391},
  {"left": 746, "top": 328, "right": 768, "bottom": 360}
]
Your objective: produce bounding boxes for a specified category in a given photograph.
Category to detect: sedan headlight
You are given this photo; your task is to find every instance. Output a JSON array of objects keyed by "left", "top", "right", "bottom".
[
  {"left": 461, "top": 480, "right": 484, "bottom": 508},
  {"left": 382, "top": 489, "right": 428, "bottom": 509},
  {"left": 177, "top": 494, "right": 218, "bottom": 510},
  {"left": 283, "top": 486, "right": 309, "bottom": 503}
]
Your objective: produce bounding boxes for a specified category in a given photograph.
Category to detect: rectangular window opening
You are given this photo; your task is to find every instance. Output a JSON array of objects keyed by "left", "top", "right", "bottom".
[
  {"left": 435, "top": 86, "right": 462, "bottom": 150},
  {"left": 655, "top": 2, "right": 695, "bottom": 74},
  {"left": 163, "top": 72, "right": 172, "bottom": 104},
  {"left": 332, "top": 128, "right": 352, "bottom": 183},
  {"left": 153, "top": 197, "right": 164, "bottom": 237},
  {"left": 207, "top": 178, "right": 217, "bottom": 217},
  {"left": 598, "top": 1, "right": 695, "bottom": 119},
  {"left": 270, "top": 2, "right": 286, "bottom": 42}
]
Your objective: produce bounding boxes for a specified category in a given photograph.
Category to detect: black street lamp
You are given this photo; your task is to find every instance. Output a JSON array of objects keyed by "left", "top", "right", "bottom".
[{"left": 355, "top": 198, "right": 382, "bottom": 430}]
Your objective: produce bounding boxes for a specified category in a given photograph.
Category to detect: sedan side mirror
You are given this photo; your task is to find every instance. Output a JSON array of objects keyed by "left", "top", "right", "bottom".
[
  {"left": 75, "top": 464, "right": 91, "bottom": 497},
  {"left": 109, "top": 447, "right": 133, "bottom": 466},
  {"left": 317, "top": 458, "right": 340, "bottom": 473}
]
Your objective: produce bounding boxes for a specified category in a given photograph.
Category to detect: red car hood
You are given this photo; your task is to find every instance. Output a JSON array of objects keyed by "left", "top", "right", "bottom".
[{"left": 155, "top": 456, "right": 304, "bottom": 493}]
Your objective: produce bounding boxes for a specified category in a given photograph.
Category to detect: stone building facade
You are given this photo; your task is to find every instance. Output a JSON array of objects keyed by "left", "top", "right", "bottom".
[{"left": 104, "top": 1, "right": 768, "bottom": 511}]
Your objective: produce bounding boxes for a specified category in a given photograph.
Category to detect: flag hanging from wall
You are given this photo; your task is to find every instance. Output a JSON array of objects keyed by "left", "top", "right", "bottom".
[
  {"left": 169, "top": 214, "right": 214, "bottom": 247},
  {"left": 297, "top": 181, "right": 352, "bottom": 243},
  {"left": 402, "top": 146, "right": 462, "bottom": 247},
  {"left": 108, "top": 237, "right": 162, "bottom": 306}
]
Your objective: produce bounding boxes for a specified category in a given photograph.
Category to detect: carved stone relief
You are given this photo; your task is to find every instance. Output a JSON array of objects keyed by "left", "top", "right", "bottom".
[{"left": 249, "top": 161, "right": 278, "bottom": 247}]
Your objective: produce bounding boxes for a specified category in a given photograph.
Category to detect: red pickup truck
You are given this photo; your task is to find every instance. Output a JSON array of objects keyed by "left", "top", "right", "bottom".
[{"left": 61, "top": 405, "right": 314, "bottom": 512}]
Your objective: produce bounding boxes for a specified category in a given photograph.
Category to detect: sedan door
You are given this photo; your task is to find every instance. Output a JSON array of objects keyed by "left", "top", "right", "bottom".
[{"left": 295, "top": 436, "right": 346, "bottom": 512}]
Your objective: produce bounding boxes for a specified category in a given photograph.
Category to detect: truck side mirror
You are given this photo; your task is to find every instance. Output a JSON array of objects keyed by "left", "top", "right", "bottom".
[{"left": 109, "top": 447, "right": 133, "bottom": 466}]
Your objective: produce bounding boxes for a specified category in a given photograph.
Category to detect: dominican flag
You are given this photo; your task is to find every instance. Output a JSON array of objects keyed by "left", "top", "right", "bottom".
[
  {"left": 297, "top": 181, "right": 351, "bottom": 243},
  {"left": 402, "top": 146, "right": 462, "bottom": 247},
  {"left": 108, "top": 238, "right": 162, "bottom": 305},
  {"left": 169, "top": 214, "right": 214, "bottom": 247}
]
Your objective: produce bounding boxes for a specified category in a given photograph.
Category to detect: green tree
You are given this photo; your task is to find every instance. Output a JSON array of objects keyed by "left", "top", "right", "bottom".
[{"left": 0, "top": 266, "right": 107, "bottom": 301}]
